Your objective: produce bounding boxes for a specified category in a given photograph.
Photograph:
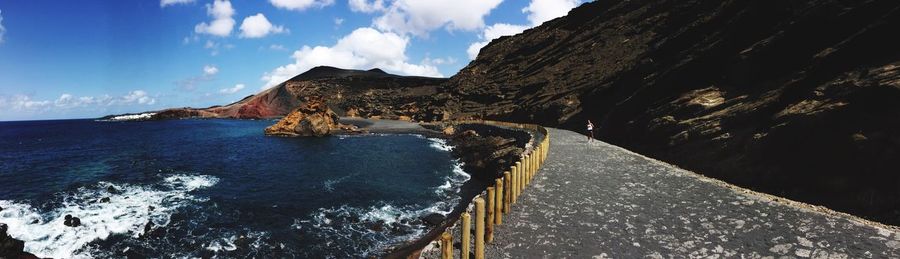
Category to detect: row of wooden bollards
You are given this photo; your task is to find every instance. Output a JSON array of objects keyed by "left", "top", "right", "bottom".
[{"left": 441, "top": 128, "right": 550, "bottom": 259}]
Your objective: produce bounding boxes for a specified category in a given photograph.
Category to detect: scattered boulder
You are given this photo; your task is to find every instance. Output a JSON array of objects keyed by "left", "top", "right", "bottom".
[
  {"left": 141, "top": 221, "right": 163, "bottom": 238},
  {"left": 64, "top": 215, "right": 82, "bottom": 227},
  {"left": 234, "top": 235, "right": 252, "bottom": 250},
  {"left": 442, "top": 126, "right": 456, "bottom": 135},
  {"left": 99, "top": 197, "right": 111, "bottom": 203},
  {"left": 107, "top": 185, "right": 120, "bottom": 194},
  {"left": 369, "top": 220, "right": 385, "bottom": 232},
  {"left": 422, "top": 213, "right": 445, "bottom": 226}
]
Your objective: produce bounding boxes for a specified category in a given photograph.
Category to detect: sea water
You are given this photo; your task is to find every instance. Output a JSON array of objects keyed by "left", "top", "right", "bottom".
[{"left": 0, "top": 119, "right": 467, "bottom": 258}]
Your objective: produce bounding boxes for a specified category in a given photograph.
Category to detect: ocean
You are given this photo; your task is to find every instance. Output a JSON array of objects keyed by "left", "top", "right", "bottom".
[{"left": 0, "top": 119, "right": 467, "bottom": 258}]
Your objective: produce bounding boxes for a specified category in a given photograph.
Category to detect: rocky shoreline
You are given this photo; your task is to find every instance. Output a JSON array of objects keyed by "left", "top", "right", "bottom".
[
  {"left": 383, "top": 122, "right": 539, "bottom": 259},
  {"left": 0, "top": 223, "right": 38, "bottom": 259}
]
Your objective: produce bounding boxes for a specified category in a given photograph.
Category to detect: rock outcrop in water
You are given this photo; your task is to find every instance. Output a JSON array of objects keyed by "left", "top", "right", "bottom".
[{"left": 264, "top": 97, "right": 356, "bottom": 137}]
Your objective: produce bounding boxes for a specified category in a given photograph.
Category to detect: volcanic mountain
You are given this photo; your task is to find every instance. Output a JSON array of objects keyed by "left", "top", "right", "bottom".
[{"left": 107, "top": 66, "right": 447, "bottom": 121}]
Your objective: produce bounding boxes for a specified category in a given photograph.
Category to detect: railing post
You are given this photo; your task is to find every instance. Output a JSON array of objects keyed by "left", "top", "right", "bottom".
[
  {"left": 514, "top": 162, "right": 521, "bottom": 202},
  {"left": 495, "top": 178, "right": 503, "bottom": 225},
  {"left": 503, "top": 172, "right": 511, "bottom": 213},
  {"left": 486, "top": 187, "right": 495, "bottom": 243},
  {"left": 441, "top": 231, "right": 453, "bottom": 259},
  {"left": 461, "top": 212, "right": 471, "bottom": 259},
  {"left": 475, "top": 198, "right": 486, "bottom": 259}
]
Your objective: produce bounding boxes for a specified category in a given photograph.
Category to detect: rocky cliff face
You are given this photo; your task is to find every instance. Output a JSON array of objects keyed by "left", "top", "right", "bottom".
[{"left": 441, "top": 0, "right": 900, "bottom": 224}]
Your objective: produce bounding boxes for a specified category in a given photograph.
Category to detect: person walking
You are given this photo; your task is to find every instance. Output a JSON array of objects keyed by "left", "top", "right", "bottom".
[{"left": 586, "top": 120, "right": 595, "bottom": 142}]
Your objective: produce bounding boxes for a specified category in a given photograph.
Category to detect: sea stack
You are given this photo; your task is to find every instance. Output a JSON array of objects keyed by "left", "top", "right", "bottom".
[{"left": 264, "top": 96, "right": 356, "bottom": 137}]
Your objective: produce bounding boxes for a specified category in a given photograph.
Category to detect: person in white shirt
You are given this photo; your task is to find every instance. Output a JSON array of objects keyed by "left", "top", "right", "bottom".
[{"left": 586, "top": 120, "right": 595, "bottom": 142}]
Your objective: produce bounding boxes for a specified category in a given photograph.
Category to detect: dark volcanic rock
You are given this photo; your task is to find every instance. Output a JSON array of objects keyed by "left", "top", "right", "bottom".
[
  {"left": 64, "top": 215, "right": 82, "bottom": 227},
  {"left": 0, "top": 223, "right": 25, "bottom": 259},
  {"left": 422, "top": 213, "right": 445, "bottom": 227},
  {"left": 438, "top": 0, "right": 900, "bottom": 225},
  {"left": 443, "top": 124, "right": 529, "bottom": 183}
]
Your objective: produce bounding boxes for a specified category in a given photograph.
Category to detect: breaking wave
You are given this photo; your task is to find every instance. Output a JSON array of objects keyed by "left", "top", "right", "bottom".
[{"left": 0, "top": 174, "right": 218, "bottom": 258}]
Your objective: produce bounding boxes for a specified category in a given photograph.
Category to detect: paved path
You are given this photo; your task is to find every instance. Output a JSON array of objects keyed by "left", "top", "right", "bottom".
[{"left": 484, "top": 128, "right": 900, "bottom": 258}]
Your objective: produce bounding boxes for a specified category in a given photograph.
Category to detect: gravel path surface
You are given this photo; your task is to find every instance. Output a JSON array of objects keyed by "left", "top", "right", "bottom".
[{"left": 480, "top": 128, "right": 900, "bottom": 258}]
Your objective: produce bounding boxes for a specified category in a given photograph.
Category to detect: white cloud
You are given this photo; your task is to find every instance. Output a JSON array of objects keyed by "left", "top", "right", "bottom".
[
  {"left": 1, "top": 95, "right": 51, "bottom": 110},
  {"left": 160, "top": 0, "right": 195, "bottom": 7},
  {"left": 239, "top": 13, "right": 287, "bottom": 38},
  {"left": 334, "top": 17, "right": 344, "bottom": 26},
  {"left": 194, "top": 0, "right": 236, "bottom": 37},
  {"left": 203, "top": 65, "right": 219, "bottom": 76},
  {"left": 348, "top": 0, "right": 386, "bottom": 13},
  {"left": 466, "top": 0, "right": 580, "bottom": 60},
  {"left": 269, "top": 44, "right": 287, "bottom": 51},
  {"left": 523, "top": 0, "right": 579, "bottom": 25},
  {"left": 0, "top": 9, "right": 6, "bottom": 44},
  {"left": 0, "top": 91, "right": 156, "bottom": 112},
  {"left": 466, "top": 23, "right": 529, "bottom": 59},
  {"left": 261, "top": 27, "right": 441, "bottom": 89},
  {"left": 219, "top": 84, "right": 246, "bottom": 94},
  {"left": 423, "top": 56, "right": 457, "bottom": 66},
  {"left": 120, "top": 90, "right": 156, "bottom": 105},
  {"left": 372, "top": 0, "right": 502, "bottom": 37},
  {"left": 178, "top": 65, "right": 219, "bottom": 91},
  {"left": 269, "top": 0, "right": 335, "bottom": 11}
]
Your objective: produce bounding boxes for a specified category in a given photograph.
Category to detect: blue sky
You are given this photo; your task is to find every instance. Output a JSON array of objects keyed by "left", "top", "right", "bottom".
[{"left": 0, "top": 0, "right": 581, "bottom": 121}]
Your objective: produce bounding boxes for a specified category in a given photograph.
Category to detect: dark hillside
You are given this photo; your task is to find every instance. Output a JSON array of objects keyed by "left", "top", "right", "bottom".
[{"left": 443, "top": 0, "right": 900, "bottom": 224}]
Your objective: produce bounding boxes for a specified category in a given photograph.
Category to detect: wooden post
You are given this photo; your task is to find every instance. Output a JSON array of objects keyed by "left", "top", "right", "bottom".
[
  {"left": 495, "top": 178, "right": 503, "bottom": 225},
  {"left": 513, "top": 162, "right": 521, "bottom": 202},
  {"left": 461, "top": 212, "right": 471, "bottom": 259},
  {"left": 486, "top": 187, "right": 495, "bottom": 243},
  {"left": 522, "top": 156, "right": 528, "bottom": 189},
  {"left": 527, "top": 154, "right": 532, "bottom": 185},
  {"left": 474, "top": 198, "right": 485, "bottom": 259},
  {"left": 441, "top": 231, "right": 452, "bottom": 259},
  {"left": 503, "top": 172, "right": 511, "bottom": 213}
]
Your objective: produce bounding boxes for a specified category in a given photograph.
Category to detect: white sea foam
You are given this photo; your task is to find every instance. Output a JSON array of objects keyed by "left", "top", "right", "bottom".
[
  {"left": 0, "top": 174, "right": 218, "bottom": 258},
  {"left": 298, "top": 160, "right": 469, "bottom": 257},
  {"left": 104, "top": 113, "right": 156, "bottom": 121},
  {"left": 427, "top": 138, "right": 453, "bottom": 152}
]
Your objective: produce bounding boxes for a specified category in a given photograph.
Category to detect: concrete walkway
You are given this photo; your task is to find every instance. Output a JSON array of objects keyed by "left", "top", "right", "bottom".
[{"left": 485, "top": 128, "right": 900, "bottom": 258}]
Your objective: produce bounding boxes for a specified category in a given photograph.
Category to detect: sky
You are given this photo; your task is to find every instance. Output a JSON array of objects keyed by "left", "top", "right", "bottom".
[{"left": 0, "top": 0, "right": 583, "bottom": 121}]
